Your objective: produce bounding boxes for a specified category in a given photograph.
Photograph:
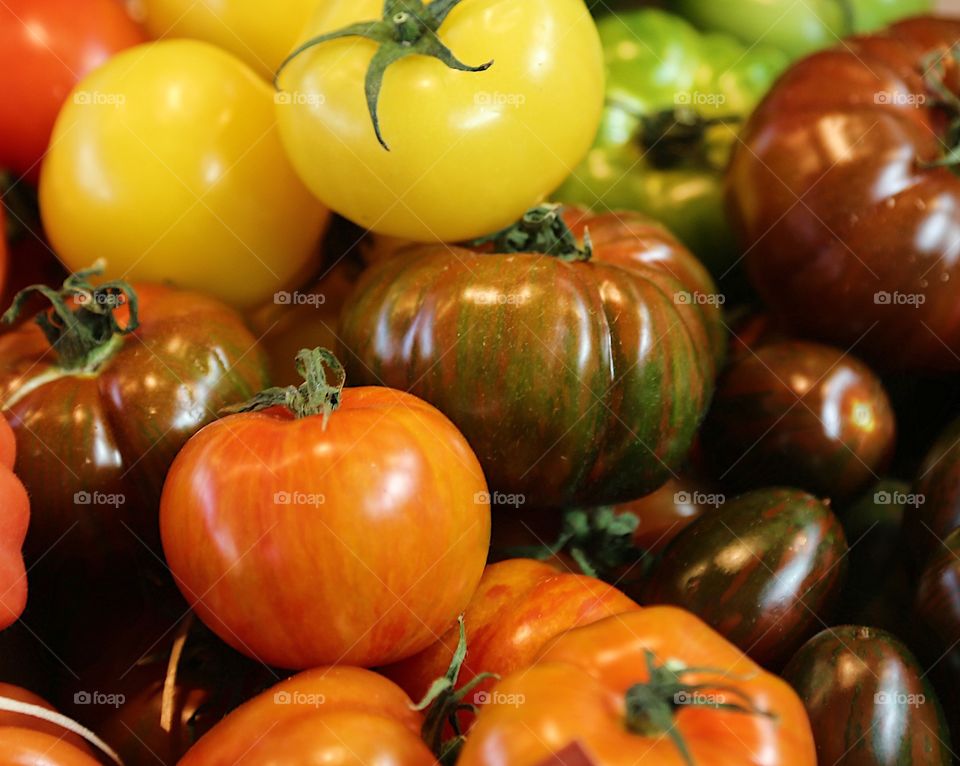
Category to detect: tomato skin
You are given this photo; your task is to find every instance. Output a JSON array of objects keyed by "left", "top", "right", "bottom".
[
  {"left": 727, "top": 18, "right": 960, "bottom": 372},
  {"left": 0, "top": 0, "right": 144, "bottom": 185},
  {"left": 140, "top": 0, "right": 316, "bottom": 81},
  {"left": 459, "top": 607, "right": 817, "bottom": 766},
  {"left": 0, "top": 284, "right": 268, "bottom": 577},
  {"left": 0, "top": 684, "right": 91, "bottom": 756},
  {"left": 782, "top": 626, "right": 952, "bottom": 765},
  {"left": 160, "top": 386, "right": 490, "bottom": 669},
  {"left": 339, "top": 208, "right": 720, "bottom": 508},
  {"left": 276, "top": 0, "right": 604, "bottom": 242},
  {"left": 383, "top": 559, "right": 638, "bottom": 725},
  {"left": 39, "top": 39, "right": 329, "bottom": 309},
  {"left": 0, "top": 417, "right": 28, "bottom": 630},
  {"left": 644, "top": 488, "right": 848, "bottom": 668},
  {"left": 179, "top": 666, "right": 434, "bottom": 766},
  {"left": 0, "top": 728, "right": 101, "bottom": 766}
]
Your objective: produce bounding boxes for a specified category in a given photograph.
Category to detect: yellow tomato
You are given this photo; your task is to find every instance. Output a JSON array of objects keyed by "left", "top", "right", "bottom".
[
  {"left": 275, "top": 0, "right": 604, "bottom": 242},
  {"left": 40, "top": 40, "right": 328, "bottom": 309},
  {"left": 136, "top": 0, "right": 317, "bottom": 81}
]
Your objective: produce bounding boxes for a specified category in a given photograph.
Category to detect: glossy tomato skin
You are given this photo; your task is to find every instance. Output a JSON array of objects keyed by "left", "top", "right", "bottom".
[
  {"left": 0, "top": 284, "right": 268, "bottom": 573},
  {"left": 0, "top": 0, "right": 144, "bottom": 185},
  {"left": 0, "top": 728, "right": 101, "bottom": 766},
  {"left": 40, "top": 40, "right": 328, "bottom": 310},
  {"left": 0, "top": 683, "right": 92, "bottom": 756},
  {"left": 179, "top": 666, "right": 434, "bottom": 766},
  {"left": 0, "top": 417, "right": 28, "bottom": 629},
  {"left": 276, "top": 0, "right": 603, "bottom": 242},
  {"left": 727, "top": 18, "right": 960, "bottom": 372},
  {"left": 140, "top": 0, "right": 316, "bottom": 80},
  {"left": 160, "top": 387, "right": 490, "bottom": 669},
  {"left": 459, "top": 608, "right": 816, "bottom": 766},
  {"left": 383, "top": 559, "right": 638, "bottom": 721},
  {"left": 904, "top": 417, "right": 960, "bottom": 568},
  {"left": 703, "top": 341, "right": 895, "bottom": 501},
  {"left": 616, "top": 474, "right": 720, "bottom": 555},
  {"left": 556, "top": 10, "right": 787, "bottom": 278},
  {"left": 782, "top": 626, "right": 952, "bottom": 765},
  {"left": 643, "top": 488, "right": 848, "bottom": 668},
  {"left": 339, "top": 209, "right": 720, "bottom": 508}
]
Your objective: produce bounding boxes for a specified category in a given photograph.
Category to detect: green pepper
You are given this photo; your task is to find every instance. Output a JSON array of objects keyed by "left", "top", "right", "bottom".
[
  {"left": 671, "top": 0, "right": 931, "bottom": 60},
  {"left": 555, "top": 9, "right": 787, "bottom": 279}
]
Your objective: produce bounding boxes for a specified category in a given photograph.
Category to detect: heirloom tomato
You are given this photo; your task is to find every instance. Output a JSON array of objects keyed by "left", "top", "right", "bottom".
[
  {"left": 0, "top": 684, "right": 91, "bottom": 755},
  {"left": 339, "top": 205, "right": 722, "bottom": 508},
  {"left": 644, "top": 488, "right": 848, "bottom": 668},
  {"left": 0, "top": 416, "right": 28, "bottom": 630},
  {"left": 556, "top": 9, "right": 787, "bottom": 277},
  {"left": 459, "top": 608, "right": 817, "bottom": 765},
  {"left": 0, "top": 269, "right": 267, "bottom": 578},
  {"left": 275, "top": 0, "right": 604, "bottom": 241},
  {"left": 0, "top": 730, "right": 101, "bottom": 766},
  {"left": 179, "top": 666, "right": 433, "bottom": 765},
  {"left": 673, "top": 0, "right": 931, "bottom": 59},
  {"left": 139, "top": 0, "right": 316, "bottom": 81},
  {"left": 728, "top": 17, "right": 960, "bottom": 372},
  {"left": 783, "top": 626, "right": 952, "bottom": 765},
  {"left": 0, "top": 0, "right": 144, "bottom": 185},
  {"left": 703, "top": 341, "right": 895, "bottom": 500},
  {"left": 40, "top": 39, "right": 328, "bottom": 309},
  {"left": 904, "top": 417, "right": 960, "bottom": 568},
  {"left": 160, "top": 348, "right": 490, "bottom": 669},
  {"left": 384, "top": 558, "right": 639, "bottom": 731}
]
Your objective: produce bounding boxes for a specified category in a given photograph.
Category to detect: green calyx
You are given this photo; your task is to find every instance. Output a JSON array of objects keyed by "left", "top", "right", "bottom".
[
  {"left": 2, "top": 262, "right": 139, "bottom": 372},
  {"left": 625, "top": 651, "right": 773, "bottom": 766},
  {"left": 274, "top": 0, "right": 493, "bottom": 151},
  {"left": 634, "top": 106, "right": 739, "bottom": 170},
  {"left": 919, "top": 44, "right": 960, "bottom": 171},
  {"left": 472, "top": 204, "right": 593, "bottom": 262},
  {"left": 413, "top": 616, "right": 498, "bottom": 765},
  {"left": 222, "top": 347, "right": 346, "bottom": 425}
]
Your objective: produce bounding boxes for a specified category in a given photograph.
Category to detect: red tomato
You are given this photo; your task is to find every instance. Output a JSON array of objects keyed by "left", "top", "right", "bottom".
[
  {"left": 0, "top": 416, "right": 28, "bottom": 630},
  {"left": 0, "top": 0, "right": 144, "bottom": 184},
  {"left": 160, "top": 348, "right": 490, "bottom": 669},
  {"left": 0, "top": 729, "right": 100, "bottom": 766},
  {"left": 179, "top": 666, "right": 434, "bottom": 766},
  {"left": 0, "top": 683, "right": 91, "bottom": 755}
]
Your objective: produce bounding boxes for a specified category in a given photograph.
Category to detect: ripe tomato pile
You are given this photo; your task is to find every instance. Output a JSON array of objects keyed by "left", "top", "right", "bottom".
[{"left": 2, "top": 1, "right": 960, "bottom": 764}]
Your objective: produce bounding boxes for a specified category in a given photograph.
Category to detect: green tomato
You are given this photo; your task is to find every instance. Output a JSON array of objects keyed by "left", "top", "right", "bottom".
[
  {"left": 554, "top": 9, "right": 787, "bottom": 280},
  {"left": 671, "top": 0, "right": 932, "bottom": 59}
]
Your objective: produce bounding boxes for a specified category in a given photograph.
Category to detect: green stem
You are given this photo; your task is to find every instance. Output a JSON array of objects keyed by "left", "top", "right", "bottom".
[
  {"left": 471, "top": 204, "right": 592, "bottom": 261},
  {"left": 919, "top": 45, "right": 960, "bottom": 171},
  {"left": 221, "top": 347, "right": 345, "bottom": 425},
  {"left": 1, "top": 263, "right": 139, "bottom": 372},
  {"left": 632, "top": 106, "right": 742, "bottom": 170},
  {"left": 274, "top": 0, "right": 492, "bottom": 151}
]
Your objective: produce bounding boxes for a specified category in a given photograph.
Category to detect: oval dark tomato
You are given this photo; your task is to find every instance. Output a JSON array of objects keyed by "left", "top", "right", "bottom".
[
  {"left": 727, "top": 17, "right": 960, "bottom": 372},
  {"left": 643, "top": 487, "right": 848, "bottom": 668},
  {"left": 339, "top": 205, "right": 722, "bottom": 508},
  {"left": 904, "top": 417, "right": 960, "bottom": 568},
  {"left": 782, "top": 625, "right": 952, "bottom": 765},
  {"left": 0, "top": 271, "right": 267, "bottom": 578},
  {"left": 160, "top": 348, "right": 490, "bottom": 669},
  {"left": 0, "top": 0, "right": 144, "bottom": 184},
  {"left": 178, "top": 666, "right": 434, "bottom": 766}
]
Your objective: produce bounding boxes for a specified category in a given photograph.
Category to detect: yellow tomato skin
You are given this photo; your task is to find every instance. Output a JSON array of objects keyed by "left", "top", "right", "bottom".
[
  {"left": 276, "top": 0, "right": 604, "bottom": 242},
  {"left": 40, "top": 40, "right": 328, "bottom": 309},
  {"left": 138, "top": 0, "right": 316, "bottom": 81}
]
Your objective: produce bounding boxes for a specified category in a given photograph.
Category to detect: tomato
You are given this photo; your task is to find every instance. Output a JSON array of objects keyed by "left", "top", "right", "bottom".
[
  {"left": 555, "top": 9, "right": 787, "bottom": 278},
  {"left": 674, "top": 0, "right": 931, "bottom": 59},
  {"left": 458, "top": 607, "right": 817, "bottom": 765},
  {"left": 383, "top": 558, "right": 639, "bottom": 732},
  {"left": 644, "top": 488, "right": 848, "bottom": 668},
  {"left": 782, "top": 626, "right": 952, "bottom": 765},
  {"left": 904, "top": 417, "right": 960, "bottom": 569},
  {"left": 0, "top": 684, "right": 91, "bottom": 755},
  {"left": 0, "top": 271, "right": 267, "bottom": 581},
  {"left": 727, "top": 17, "right": 960, "bottom": 372},
  {"left": 0, "top": 416, "right": 27, "bottom": 631},
  {"left": 179, "top": 666, "right": 434, "bottom": 765},
  {"left": 0, "top": 0, "right": 144, "bottom": 185},
  {"left": 339, "top": 206, "right": 721, "bottom": 508},
  {"left": 703, "top": 341, "right": 895, "bottom": 501},
  {"left": 0, "top": 729, "right": 100, "bottom": 766},
  {"left": 160, "top": 348, "right": 490, "bottom": 669},
  {"left": 614, "top": 475, "right": 718, "bottom": 556},
  {"left": 139, "top": 0, "right": 316, "bottom": 81},
  {"left": 39, "top": 39, "right": 328, "bottom": 310},
  {"left": 274, "top": 0, "right": 604, "bottom": 242}
]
